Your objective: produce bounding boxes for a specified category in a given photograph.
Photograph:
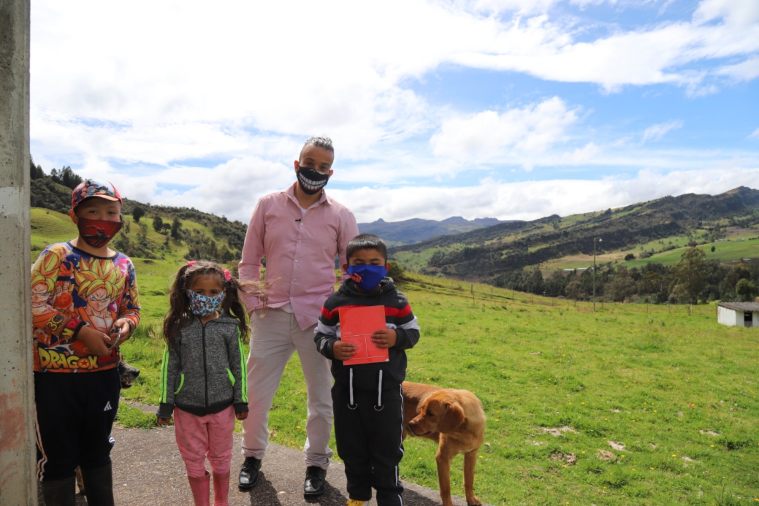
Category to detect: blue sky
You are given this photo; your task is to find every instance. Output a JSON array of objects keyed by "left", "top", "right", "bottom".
[{"left": 30, "top": 0, "right": 759, "bottom": 224}]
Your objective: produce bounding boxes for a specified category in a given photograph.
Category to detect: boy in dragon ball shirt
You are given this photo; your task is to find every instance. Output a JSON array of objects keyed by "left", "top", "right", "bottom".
[{"left": 32, "top": 179, "right": 140, "bottom": 506}]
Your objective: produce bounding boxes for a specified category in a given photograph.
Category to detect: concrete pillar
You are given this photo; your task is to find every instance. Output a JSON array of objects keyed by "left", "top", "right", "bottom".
[{"left": 0, "top": 0, "right": 36, "bottom": 504}]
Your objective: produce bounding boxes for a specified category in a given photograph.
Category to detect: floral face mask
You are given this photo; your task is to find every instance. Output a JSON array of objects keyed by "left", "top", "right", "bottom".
[{"left": 186, "top": 290, "right": 225, "bottom": 317}]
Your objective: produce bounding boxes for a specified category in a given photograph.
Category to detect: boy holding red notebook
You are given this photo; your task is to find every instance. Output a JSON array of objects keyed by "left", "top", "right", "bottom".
[{"left": 314, "top": 234, "right": 420, "bottom": 506}]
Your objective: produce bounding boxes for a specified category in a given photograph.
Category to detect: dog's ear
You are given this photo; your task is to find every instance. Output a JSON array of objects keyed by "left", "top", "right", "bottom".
[{"left": 438, "top": 400, "right": 465, "bottom": 432}]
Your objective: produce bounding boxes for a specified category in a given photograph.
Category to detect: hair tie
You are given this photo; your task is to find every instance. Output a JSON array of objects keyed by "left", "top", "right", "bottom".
[
  {"left": 186, "top": 260, "right": 197, "bottom": 267},
  {"left": 223, "top": 269, "right": 232, "bottom": 281}
]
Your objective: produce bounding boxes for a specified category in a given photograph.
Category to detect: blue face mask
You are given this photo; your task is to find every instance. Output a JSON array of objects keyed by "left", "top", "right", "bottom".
[
  {"left": 186, "top": 290, "right": 225, "bottom": 317},
  {"left": 347, "top": 264, "right": 387, "bottom": 291}
]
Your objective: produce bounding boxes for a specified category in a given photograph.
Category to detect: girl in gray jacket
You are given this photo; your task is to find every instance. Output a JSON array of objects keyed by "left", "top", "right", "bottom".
[{"left": 158, "top": 260, "right": 254, "bottom": 506}]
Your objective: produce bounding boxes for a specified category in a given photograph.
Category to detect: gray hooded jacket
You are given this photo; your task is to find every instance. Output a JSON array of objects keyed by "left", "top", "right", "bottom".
[{"left": 158, "top": 314, "right": 248, "bottom": 418}]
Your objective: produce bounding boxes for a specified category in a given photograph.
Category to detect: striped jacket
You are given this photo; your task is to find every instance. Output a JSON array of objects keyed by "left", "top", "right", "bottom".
[
  {"left": 158, "top": 314, "right": 248, "bottom": 418},
  {"left": 315, "top": 278, "right": 420, "bottom": 390}
]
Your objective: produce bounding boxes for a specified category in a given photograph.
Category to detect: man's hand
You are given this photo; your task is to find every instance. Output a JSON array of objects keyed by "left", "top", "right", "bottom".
[
  {"left": 236, "top": 411, "right": 248, "bottom": 421},
  {"left": 333, "top": 340, "right": 358, "bottom": 361},
  {"left": 371, "top": 328, "right": 397, "bottom": 349},
  {"left": 157, "top": 416, "right": 172, "bottom": 426},
  {"left": 77, "top": 326, "right": 112, "bottom": 356}
]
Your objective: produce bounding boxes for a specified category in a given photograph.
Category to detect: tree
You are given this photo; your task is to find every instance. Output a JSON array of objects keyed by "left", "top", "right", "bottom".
[
  {"left": 153, "top": 215, "right": 164, "bottom": 232},
  {"left": 60, "top": 166, "right": 82, "bottom": 189},
  {"left": 607, "top": 266, "right": 635, "bottom": 302},
  {"left": 671, "top": 247, "right": 707, "bottom": 304},
  {"left": 50, "top": 166, "right": 82, "bottom": 189},
  {"left": 30, "top": 158, "right": 44, "bottom": 179},
  {"left": 132, "top": 206, "right": 145, "bottom": 223},
  {"left": 735, "top": 278, "right": 758, "bottom": 302},
  {"left": 565, "top": 279, "right": 584, "bottom": 300},
  {"left": 171, "top": 217, "right": 182, "bottom": 239},
  {"left": 524, "top": 268, "right": 544, "bottom": 295}
]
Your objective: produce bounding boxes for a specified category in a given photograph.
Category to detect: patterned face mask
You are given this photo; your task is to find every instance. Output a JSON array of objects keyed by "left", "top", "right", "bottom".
[
  {"left": 76, "top": 217, "right": 123, "bottom": 248},
  {"left": 186, "top": 290, "right": 225, "bottom": 317}
]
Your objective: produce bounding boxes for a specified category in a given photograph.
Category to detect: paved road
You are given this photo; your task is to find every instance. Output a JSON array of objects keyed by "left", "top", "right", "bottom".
[{"left": 109, "top": 424, "right": 470, "bottom": 505}]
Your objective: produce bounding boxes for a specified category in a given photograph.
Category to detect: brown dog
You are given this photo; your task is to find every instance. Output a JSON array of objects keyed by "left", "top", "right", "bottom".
[{"left": 402, "top": 381, "right": 486, "bottom": 506}]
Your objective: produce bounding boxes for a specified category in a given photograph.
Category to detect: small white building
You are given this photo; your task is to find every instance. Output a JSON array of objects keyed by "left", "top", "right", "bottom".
[{"left": 717, "top": 302, "right": 759, "bottom": 328}]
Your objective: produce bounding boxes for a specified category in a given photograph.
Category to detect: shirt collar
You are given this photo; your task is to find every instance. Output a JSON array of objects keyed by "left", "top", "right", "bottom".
[{"left": 286, "top": 182, "right": 330, "bottom": 208}]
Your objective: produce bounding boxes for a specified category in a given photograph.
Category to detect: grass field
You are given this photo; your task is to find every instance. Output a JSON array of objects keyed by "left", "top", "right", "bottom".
[
  {"left": 118, "top": 272, "right": 759, "bottom": 505},
  {"left": 626, "top": 238, "right": 759, "bottom": 268},
  {"left": 32, "top": 209, "right": 759, "bottom": 505}
]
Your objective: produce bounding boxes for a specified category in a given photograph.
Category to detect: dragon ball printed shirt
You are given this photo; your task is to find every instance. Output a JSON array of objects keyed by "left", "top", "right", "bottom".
[{"left": 31, "top": 242, "right": 141, "bottom": 373}]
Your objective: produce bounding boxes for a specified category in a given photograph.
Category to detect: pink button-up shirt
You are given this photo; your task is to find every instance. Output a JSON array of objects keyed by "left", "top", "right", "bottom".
[{"left": 238, "top": 184, "right": 359, "bottom": 330}]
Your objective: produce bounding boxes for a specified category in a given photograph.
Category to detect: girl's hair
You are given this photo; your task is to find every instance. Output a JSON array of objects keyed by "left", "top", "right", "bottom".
[{"left": 163, "top": 260, "right": 260, "bottom": 346}]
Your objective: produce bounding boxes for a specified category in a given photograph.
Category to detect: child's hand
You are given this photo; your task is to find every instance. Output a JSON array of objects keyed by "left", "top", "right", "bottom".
[
  {"left": 156, "top": 416, "right": 172, "bottom": 426},
  {"left": 111, "top": 318, "right": 133, "bottom": 346},
  {"left": 371, "top": 328, "right": 397, "bottom": 349},
  {"left": 77, "top": 326, "right": 112, "bottom": 356},
  {"left": 333, "top": 340, "right": 358, "bottom": 361},
  {"left": 236, "top": 411, "right": 248, "bottom": 421}
]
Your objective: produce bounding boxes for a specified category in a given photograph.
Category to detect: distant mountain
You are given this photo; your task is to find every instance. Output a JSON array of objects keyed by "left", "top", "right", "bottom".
[
  {"left": 358, "top": 216, "right": 505, "bottom": 245},
  {"left": 391, "top": 187, "right": 759, "bottom": 283}
]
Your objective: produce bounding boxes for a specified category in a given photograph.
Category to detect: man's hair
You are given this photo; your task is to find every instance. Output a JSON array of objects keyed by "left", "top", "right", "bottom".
[
  {"left": 346, "top": 234, "right": 387, "bottom": 262},
  {"left": 302, "top": 136, "right": 334, "bottom": 154}
]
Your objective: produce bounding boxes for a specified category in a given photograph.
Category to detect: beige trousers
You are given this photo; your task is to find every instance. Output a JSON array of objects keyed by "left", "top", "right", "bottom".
[{"left": 241, "top": 309, "right": 333, "bottom": 468}]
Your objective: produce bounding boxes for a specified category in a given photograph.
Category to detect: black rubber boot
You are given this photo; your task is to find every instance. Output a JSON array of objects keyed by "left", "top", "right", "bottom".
[
  {"left": 81, "top": 463, "right": 115, "bottom": 506},
  {"left": 40, "top": 476, "right": 76, "bottom": 506}
]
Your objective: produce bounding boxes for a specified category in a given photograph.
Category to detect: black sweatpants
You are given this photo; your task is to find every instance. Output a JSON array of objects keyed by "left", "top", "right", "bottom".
[
  {"left": 332, "top": 382, "right": 404, "bottom": 505},
  {"left": 34, "top": 368, "right": 120, "bottom": 481}
]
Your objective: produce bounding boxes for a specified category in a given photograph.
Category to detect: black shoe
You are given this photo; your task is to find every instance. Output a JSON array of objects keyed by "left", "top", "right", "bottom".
[
  {"left": 238, "top": 456, "right": 261, "bottom": 491},
  {"left": 303, "top": 466, "right": 327, "bottom": 498}
]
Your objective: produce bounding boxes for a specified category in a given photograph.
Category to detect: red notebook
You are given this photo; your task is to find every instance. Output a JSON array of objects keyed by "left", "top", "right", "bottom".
[{"left": 339, "top": 305, "right": 389, "bottom": 366}]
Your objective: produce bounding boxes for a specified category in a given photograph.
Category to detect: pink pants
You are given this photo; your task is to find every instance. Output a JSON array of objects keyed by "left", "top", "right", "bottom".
[{"left": 174, "top": 406, "right": 235, "bottom": 477}]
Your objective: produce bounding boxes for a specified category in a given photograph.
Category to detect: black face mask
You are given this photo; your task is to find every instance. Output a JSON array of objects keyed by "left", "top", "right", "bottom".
[{"left": 297, "top": 167, "right": 330, "bottom": 195}]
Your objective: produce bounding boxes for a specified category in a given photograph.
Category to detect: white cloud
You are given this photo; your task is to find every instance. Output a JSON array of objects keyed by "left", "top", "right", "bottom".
[
  {"left": 693, "top": 0, "right": 759, "bottom": 28},
  {"left": 641, "top": 120, "right": 683, "bottom": 143},
  {"left": 750, "top": 128, "right": 759, "bottom": 139},
  {"left": 566, "top": 142, "right": 601, "bottom": 163},
  {"left": 464, "top": 0, "right": 558, "bottom": 15},
  {"left": 430, "top": 97, "right": 579, "bottom": 166},
  {"left": 716, "top": 56, "right": 759, "bottom": 81},
  {"left": 343, "top": 167, "right": 759, "bottom": 223},
  {"left": 28, "top": 1, "right": 759, "bottom": 226}
]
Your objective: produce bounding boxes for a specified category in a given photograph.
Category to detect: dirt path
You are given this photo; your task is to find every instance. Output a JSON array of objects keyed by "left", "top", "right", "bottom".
[{"left": 109, "top": 424, "right": 469, "bottom": 505}]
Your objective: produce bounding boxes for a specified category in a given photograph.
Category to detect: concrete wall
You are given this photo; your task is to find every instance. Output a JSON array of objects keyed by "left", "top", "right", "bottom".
[
  {"left": 717, "top": 306, "right": 739, "bottom": 326},
  {"left": 0, "top": 0, "right": 36, "bottom": 504}
]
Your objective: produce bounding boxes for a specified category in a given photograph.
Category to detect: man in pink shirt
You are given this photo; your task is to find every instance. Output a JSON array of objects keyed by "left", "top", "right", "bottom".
[{"left": 237, "top": 136, "right": 359, "bottom": 498}]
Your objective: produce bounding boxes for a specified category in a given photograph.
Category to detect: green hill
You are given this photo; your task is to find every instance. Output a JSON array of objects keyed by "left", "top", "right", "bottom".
[
  {"left": 30, "top": 171, "right": 246, "bottom": 265},
  {"left": 393, "top": 187, "right": 759, "bottom": 279}
]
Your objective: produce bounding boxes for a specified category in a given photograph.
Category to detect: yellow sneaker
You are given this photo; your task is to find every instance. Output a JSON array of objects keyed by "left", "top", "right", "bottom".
[{"left": 346, "top": 500, "right": 366, "bottom": 506}]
